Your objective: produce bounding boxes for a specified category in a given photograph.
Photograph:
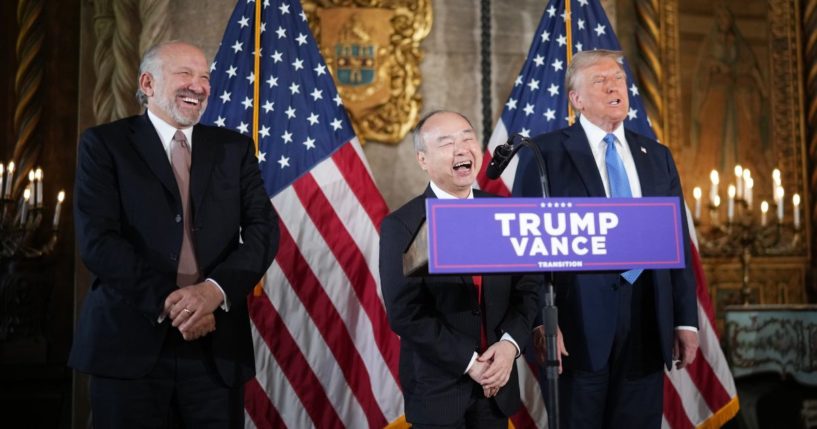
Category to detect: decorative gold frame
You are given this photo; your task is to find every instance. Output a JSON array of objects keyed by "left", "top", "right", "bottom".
[{"left": 302, "top": 0, "right": 432, "bottom": 145}]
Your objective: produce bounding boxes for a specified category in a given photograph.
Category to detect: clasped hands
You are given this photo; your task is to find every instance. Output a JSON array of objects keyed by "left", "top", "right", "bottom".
[
  {"left": 467, "top": 340, "right": 518, "bottom": 398},
  {"left": 162, "top": 281, "right": 224, "bottom": 341}
]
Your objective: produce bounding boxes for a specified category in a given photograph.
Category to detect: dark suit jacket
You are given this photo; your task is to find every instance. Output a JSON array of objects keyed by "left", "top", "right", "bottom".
[
  {"left": 69, "top": 113, "right": 278, "bottom": 387},
  {"left": 513, "top": 122, "right": 698, "bottom": 372},
  {"left": 379, "top": 186, "right": 538, "bottom": 425}
]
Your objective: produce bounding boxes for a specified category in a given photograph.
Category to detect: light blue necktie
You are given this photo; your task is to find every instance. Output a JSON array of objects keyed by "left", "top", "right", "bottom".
[{"left": 604, "top": 133, "right": 642, "bottom": 284}]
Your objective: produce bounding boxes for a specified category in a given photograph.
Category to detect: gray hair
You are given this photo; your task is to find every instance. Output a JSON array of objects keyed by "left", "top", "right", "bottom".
[
  {"left": 135, "top": 41, "right": 193, "bottom": 106},
  {"left": 565, "top": 49, "right": 625, "bottom": 97},
  {"left": 412, "top": 110, "right": 474, "bottom": 152}
]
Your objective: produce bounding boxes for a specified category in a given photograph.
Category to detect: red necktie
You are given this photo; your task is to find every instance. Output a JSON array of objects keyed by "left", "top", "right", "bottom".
[
  {"left": 171, "top": 130, "right": 200, "bottom": 286},
  {"left": 472, "top": 275, "right": 487, "bottom": 351}
]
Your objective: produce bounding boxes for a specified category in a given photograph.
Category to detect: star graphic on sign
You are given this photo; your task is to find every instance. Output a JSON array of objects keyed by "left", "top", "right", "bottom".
[
  {"left": 547, "top": 5, "right": 556, "bottom": 17},
  {"left": 527, "top": 79, "right": 540, "bottom": 91},
  {"left": 262, "top": 100, "right": 274, "bottom": 113},
  {"left": 629, "top": 84, "right": 639, "bottom": 96},
  {"left": 279, "top": 2, "right": 290, "bottom": 14},
  {"left": 303, "top": 137, "right": 316, "bottom": 150},
  {"left": 307, "top": 112, "right": 320, "bottom": 125},
  {"left": 285, "top": 106, "right": 296, "bottom": 119},
  {"left": 277, "top": 155, "right": 290, "bottom": 169},
  {"left": 544, "top": 108, "right": 556, "bottom": 121},
  {"left": 514, "top": 75, "right": 523, "bottom": 86},
  {"left": 266, "top": 75, "right": 278, "bottom": 88},
  {"left": 296, "top": 33, "right": 308, "bottom": 46},
  {"left": 241, "top": 96, "right": 253, "bottom": 110},
  {"left": 238, "top": 16, "right": 249, "bottom": 28},
  {"left": 519, "top": 128, "right": 531, "bottom": 138},
  {"left": 219, "top": 90, "right": 231, "bottom": 103},
  {"left": 333, "top": 94, "right": 343, "bottom": 106},
  {"left": 506, "top": 98, "right": 518, "bottom": 110},
  {"left": 533, "top": 55, "right": 545, "bottom": 67},
  {"left": 237, "top": 121, "right": 249, "bottom": 134},
  {"left": 257, "top": 151, "right": 266, "bottom": 163},
  {"left": 214, "top": 116, "right": 226, "bottom": 127},
  {"left": 259, "top": 125, "right": 270, "bottom": 138},
  {"left": 548, "top": 83, "right": 559, "bottom": 96},
  {"left": 541, "top": 30, "right": 550, "bottom": 42},
  {"left": 577, "top": 19, "right": 585, "bottom": 30},
  {"left": 282, "top": 130, "right": 293, "bottom": 144},
  {"left": 310, "top": 88, "right": 323, "bottom": 101},
  {"left": 575, "top": 42, "right": 584, "bottom": 52},
  {"left": 627, "top": 108, "right": 638, "bottom": 120},
  {"left": 210, "top": 61, "right": 217, "bottom": 72},
  {"left": 557, "top": 34, "right": 567, "bottom": 47},
  {"left": 552, "top": 59, "right": 564, "bottom": 71},
  {"left": 226, "top": 65, "right": 237, "bottom": 78},
  {"left": 523, "top": 103, "right": 535, "bottom": 116},
  {"left": 314, "top": 64, "right": 327, "bottom": 76},
  {"left": 276, "top": 26, "right": 286, "bottom": 39},
  {"left": 594, "top": 23, "right": 606, "bottom": 36},
  {"left": 330, "top": 118, "right": 343, "bottom": 131},
  {"left": 289, "top": 82, "right": 300, "bottom": 94},
  {"left": 271, "top": 50, "right": 283, "bottom": 63},
  {"left": 246, "top": 72, "right": 255, "bottom": 84},
  {"left": 231, "top": 41, "right": 243, "bottom": 53},
  {"left": 292, "top": 58, "right": 304, "bottom": 71}
]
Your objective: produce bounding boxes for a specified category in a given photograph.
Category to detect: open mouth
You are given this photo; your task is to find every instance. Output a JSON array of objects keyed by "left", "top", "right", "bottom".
[
  {"left": 180, "top": 96, "right": 200, "bottom": 106},
  {"left": 453, "top": 160, "right": 473, "bottom": 172},
  {"left": 609, "top": 98, "right": 622, "bottom": 106}
]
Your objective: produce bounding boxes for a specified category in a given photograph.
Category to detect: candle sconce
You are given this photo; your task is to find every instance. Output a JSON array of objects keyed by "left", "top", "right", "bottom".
[{"left": 692, "top": 166, "right": 804, "bottom": 306}]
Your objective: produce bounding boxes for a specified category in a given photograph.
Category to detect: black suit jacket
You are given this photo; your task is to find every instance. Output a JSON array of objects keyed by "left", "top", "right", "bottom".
[
  {"left": 513, "top": 122, "right": 698, "bottom": 372},
  {"left": 69, "top": 113, "right": 278, "bottom": 386},
  {"left": 379, "top": 186, "right": 538, "bottom": 425}
]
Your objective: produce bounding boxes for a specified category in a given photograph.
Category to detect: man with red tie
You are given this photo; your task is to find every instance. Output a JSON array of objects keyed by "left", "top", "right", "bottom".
[
  {"left": 70, "top": 41, "right": 278, "bottom": 427},
  {"left": 379, "top": 110, "right": 538, "bottom": 428}
]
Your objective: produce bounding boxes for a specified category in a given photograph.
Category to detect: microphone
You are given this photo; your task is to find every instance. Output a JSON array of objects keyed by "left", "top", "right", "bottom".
[{"left": 486, "top": 134, "right": 525, "bottom": 179}]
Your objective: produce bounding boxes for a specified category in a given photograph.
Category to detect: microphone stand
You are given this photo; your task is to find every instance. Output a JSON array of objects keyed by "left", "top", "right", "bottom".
[{"left": 515, "top": 137, "right": 559, "bottom": 429}]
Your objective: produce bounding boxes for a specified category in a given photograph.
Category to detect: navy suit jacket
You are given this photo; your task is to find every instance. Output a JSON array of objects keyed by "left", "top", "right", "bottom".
[
  {"left": 69, "top": 113, "right": 278, "bottom": 386},
  {"left": 513, "top": 122, "right": 698, "bottom": 372},
  {"left": 379, "top": 186, "right": 538, "bottom": 425}
]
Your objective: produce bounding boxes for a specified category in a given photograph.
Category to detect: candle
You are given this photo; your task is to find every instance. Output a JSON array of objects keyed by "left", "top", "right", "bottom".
[
  {"left": 693, "top": 187, "right": 702, "bottom": 220},
  {"left": 709, "top": 170, "right": 720, "bottom": 205},
  {"left": 793, "top": 193, "right": 801, "bottom": 230},
  {"left": 35, "top": 168, "right": 43, "bottom": 206},
  {"left": 20, "top": 188, "right": 30, "bottom": 224},
  {"left": 761, "top": 201, "right": 769, "bottom": 226},
  {"left": 53, "top": 190, "right": 65, "bottom": 228},
  {"left": 727, "top": 185, "right": 736, "bottom": 223},
  {"left": 0, "top": 163, "right": 4, "bottom": 200},
  {"left": 772, "top": 168, "right": 781, "bottom": 201},
  {"left": 712, "top": 195, "right": 721, "bottom": 225},
  {"left": 734, "top": 165, "right": 743, "bottom": 199},
  {"left": 745, "top": 177, "right": 754, "bottom": 209},
  {"left": 776, "top": 187, "right": 785, "bottom": 222},
  {"left": 4, "top": 161, "right": 14, "bottom": 198},
  {"left": 27, "top": 169, "right": 35, "bottom": 206}
]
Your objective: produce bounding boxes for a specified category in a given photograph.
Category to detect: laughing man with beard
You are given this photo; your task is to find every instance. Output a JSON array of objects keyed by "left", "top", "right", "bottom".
[
  {"left": 70, "top": 41, "right": 278, "bottom": 428},
  {"left": 379, "top": 111, "right": 538, "bottom": 428}
]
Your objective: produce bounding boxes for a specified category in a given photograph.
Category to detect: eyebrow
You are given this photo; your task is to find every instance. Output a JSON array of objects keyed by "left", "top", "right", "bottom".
[{"left": 436, "top": 129, "right": 475, "bottom": 141}]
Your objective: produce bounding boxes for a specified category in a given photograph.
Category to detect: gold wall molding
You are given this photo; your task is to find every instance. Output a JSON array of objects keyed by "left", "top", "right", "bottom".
[
  {"left": 803, "top": 0, "right": 817, "bottom": 260},
  {"left": 302, "top": 0, "right": 432, "bottom": 144},
  {"left": 12, "top": 0, "right": 44, "bottom": 194},
  {"left": 634, "top": 0, "right": 664, "bottom": 144}
]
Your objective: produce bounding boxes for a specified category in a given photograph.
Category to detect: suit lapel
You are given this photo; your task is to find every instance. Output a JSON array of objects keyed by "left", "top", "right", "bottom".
[
  {"left": 190, "top": 125, "right": 217, "bottom": 218},
  {"left": 130, "top": 114, "right": 180, "bottom": 201},
  {"left": 625, "top": 129, "right": 655, "bottom": 196},
  {"left": 562, "top": 123, "right": 606, "bottom": 197}
]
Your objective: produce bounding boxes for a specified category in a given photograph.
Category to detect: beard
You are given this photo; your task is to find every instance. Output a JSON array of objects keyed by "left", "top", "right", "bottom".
[{"left": 153, "top": 82, "right": 208, "bottom": 128}]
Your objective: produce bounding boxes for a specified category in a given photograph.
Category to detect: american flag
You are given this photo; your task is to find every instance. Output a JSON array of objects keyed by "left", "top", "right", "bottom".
[
  {"left": 475, "top": 1, "right": 740, "bottom": 428},
  {"left": 200, "top": 0, "right": 404, "bottom": 427}
]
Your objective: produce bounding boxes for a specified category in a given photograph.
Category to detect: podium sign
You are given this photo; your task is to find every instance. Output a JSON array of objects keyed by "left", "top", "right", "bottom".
[{"left": 426, "top": 197, "right": 685, "bottom": 274}]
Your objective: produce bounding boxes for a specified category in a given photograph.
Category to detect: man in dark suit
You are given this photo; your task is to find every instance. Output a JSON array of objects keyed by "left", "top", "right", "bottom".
[
  {"left": 513, "top": 50, "right": 699, "bottom": 429},
  {"left": 380, "top": 110, "right": 538, "bottom": 428},
  {"left": 70, "top": 41, "right": 278, "bottom": 427}
]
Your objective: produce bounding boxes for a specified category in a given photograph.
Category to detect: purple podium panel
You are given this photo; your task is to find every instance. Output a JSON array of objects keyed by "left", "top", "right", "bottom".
[{"left": 426, "top": 197, "right": 685, "bottom": 274}]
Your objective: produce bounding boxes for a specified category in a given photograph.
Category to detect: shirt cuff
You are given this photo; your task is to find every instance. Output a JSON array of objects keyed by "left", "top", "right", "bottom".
[
  {"left": 675, "top": 325, "right": 698, "bottom": 332},
  {"left": 501, "top": 333, "right": 521, "bottom": 357},
  {"left": 206, "top": 278, "right": 230, "bottom": 312},
  {"left": 464, "top": 352, "right": 479, "bottom": 374}
]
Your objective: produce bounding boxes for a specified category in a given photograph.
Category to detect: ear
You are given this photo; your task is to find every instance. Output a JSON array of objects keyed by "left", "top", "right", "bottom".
[
  {"left": 139, "top": 72, "right": 155, "bottom": 98},
  {"left": 416, "top": 151, "right": 428, "bottom": 171},
  {"left": 568, "top": 90, "right": 581, "bottom": 111}
]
